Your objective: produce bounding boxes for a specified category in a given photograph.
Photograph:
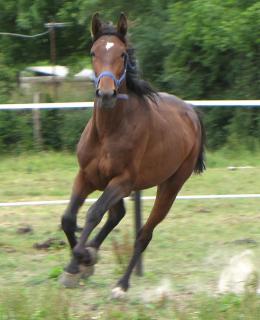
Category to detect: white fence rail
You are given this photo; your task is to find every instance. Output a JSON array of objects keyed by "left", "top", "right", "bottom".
[
  {"left": 0, "top": 100, "right": 259, "bottom": 208},
  {"left": 0, "top": 100, "right": 260, "bottom": 110},
  {"left": 1, "top": 194, "right": 260, "bottom": 208}
]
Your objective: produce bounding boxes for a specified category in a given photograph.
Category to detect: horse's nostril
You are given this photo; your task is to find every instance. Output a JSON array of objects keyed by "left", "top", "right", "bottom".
[{"left": 96, "top": 89, "right": 102, "bottom": 97}]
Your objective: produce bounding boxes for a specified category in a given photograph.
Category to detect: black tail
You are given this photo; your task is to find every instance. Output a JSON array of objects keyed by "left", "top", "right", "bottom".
[{"left": 194, "top": 109, "right": 206, "bottom": 174}]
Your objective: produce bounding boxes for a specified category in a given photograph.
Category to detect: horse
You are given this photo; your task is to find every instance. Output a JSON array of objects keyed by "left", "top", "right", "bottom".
[{"left": 59, "top": 13, "right": 206, "bottom": 298}]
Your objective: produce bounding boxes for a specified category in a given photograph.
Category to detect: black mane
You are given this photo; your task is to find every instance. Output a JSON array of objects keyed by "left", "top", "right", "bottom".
[{"left": 92, "top": 23, "right": 158, "bottom": 103}]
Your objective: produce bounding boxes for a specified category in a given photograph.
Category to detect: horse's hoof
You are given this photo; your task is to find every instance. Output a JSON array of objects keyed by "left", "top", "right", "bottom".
[
  {"left": 59, "top": 271, "right": 81, "bottom": 288},
  {"left": 59, "top": 262, "right": 96, "bottom": 288},
  {"left": 111, "top": 287, "right": 127, "bottom": 299}
]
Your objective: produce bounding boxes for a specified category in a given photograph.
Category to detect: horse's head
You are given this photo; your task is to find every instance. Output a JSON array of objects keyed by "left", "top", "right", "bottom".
[{"left": 91, "top": 13, "right": 128, "bottom": 109}]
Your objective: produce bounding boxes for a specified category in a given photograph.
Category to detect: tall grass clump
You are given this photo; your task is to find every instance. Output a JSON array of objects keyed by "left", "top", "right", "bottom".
[
  {"left": 0, "top": 286, "right": 72, "bottom": 320},
  {"left": 176, "top": 293, "right": 260, "bottom": 320}
]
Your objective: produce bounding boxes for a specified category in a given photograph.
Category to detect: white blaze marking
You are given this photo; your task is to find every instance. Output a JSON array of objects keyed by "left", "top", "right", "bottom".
[{"left": 106, "top": 42, "right": 114, "bottom": 50}]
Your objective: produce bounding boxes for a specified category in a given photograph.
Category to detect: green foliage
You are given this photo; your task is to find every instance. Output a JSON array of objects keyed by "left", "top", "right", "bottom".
[
  {"left": 41, "top": 109, "right": 63, "bottom": 150},
  {"left": 227, "top": 108, "right": 260, "bottom": 151},
  {"left": 164, "top": 0, "right": 259, "bottom": 99},
  {"left": 0, "top": 111, "right": 34, "bottom": 152},
  {"left": 40, "top": 109, "right": 92, "bottom": 152},
  {"left": 0, "top": 54, "right": 16, "bottom": 103},
  {"left": 60, "top": 109, "right": 92, "bottom": 151},
  {"left": 0, "top": 0, "right": 90, "bottom": 64},
  {"left": 48, "top": 266, "right": 63, "bottom": 279},
  {"left": 0, "top": 0, "right": 259, "bottom": 153}
]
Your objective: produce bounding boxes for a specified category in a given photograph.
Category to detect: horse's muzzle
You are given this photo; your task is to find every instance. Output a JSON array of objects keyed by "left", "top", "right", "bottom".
[{"left": 96, "top": 89, "right": 117, "bottom": 109}]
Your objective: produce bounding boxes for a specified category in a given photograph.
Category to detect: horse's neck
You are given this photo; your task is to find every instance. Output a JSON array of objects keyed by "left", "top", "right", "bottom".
[{"left": 93, "top": 99, "right": 127, "bottom": 138}]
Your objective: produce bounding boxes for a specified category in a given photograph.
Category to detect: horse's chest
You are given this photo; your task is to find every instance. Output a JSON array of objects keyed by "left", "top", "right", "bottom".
[
  {"left": 83, "top": 147, "right": 125, "bottom": 189},
  {"left": 98, "top": 151, "right": 117, "bottom": 178}
]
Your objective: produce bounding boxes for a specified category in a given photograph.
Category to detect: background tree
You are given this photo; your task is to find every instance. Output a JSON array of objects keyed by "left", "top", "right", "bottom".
[{"left": 0, "top": 0, "right": 259, "bottom": 152}]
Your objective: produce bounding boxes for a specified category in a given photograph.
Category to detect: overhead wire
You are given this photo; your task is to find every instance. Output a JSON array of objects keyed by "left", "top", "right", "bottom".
[{"left": 0, "top": 30, "right": 50, "bottom": 39}]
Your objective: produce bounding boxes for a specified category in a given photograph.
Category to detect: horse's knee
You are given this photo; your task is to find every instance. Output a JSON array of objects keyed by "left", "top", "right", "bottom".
[
  {"left": 86, "top": 206, "right": 103, "bottom": 225},
  {"left": 61, "top": 214, "right": 76, "bottom": 233}
]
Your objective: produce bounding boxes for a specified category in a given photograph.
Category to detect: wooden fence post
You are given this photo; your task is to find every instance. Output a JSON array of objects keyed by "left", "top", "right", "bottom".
[{"left": 33, "top": 92, "right": 43, "bottom": 149}]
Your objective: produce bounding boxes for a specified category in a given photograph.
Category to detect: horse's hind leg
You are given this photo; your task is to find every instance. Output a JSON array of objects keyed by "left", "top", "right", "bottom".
[
  {"left": 112, "top": 153, "right": 197, "bottom": 298},
  {"left": 61, "top": 170, "right": 93, "bottom": 249}
]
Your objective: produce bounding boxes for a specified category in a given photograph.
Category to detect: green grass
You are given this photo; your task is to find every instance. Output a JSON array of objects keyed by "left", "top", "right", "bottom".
[
  {"left": 0, "top": 152, "right": 260, "bottom": 319},
  {"left": 207, "top": 147, "right": 260, "bottom": 168},
  {"left": 1, "top": 150, "right": 260, "bottom": 201}
]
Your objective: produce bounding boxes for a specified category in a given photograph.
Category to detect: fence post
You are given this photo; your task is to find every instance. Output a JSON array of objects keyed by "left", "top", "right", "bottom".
[
  {"left": 134, "top": 190, "right": 143, "bottom": 276},
  {"left": 32, "top": 92, "right": 43, "bottom": 149}
]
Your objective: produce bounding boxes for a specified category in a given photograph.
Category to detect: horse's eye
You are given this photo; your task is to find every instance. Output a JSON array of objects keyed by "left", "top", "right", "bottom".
[
  {"left": 121, "top": 52, "right": 126, "bottom": 59},
  {"left": 90, "top": 51, "right": 95, "bottom": 57}
]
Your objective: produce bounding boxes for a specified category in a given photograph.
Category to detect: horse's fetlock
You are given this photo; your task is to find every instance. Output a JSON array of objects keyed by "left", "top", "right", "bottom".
[
  {"left": 73, "top": 246, "right": 84, "bottom": 259},
  {"left": 73, "top": 246, "right": 92, "bottom": 265},
  {"left": 117, "top": 278, "right": 129, "bottom": 291}
]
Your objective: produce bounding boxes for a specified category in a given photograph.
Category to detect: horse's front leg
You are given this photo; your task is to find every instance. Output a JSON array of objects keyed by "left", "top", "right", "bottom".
[
  {"left": 60, "top": 173, "right": 132, "bottom": 286},
  {"left": 61, "top": 170, "right": 93, "bottom": 249},
  {"left": 87, "top": 199, "right": 126, "bottom": 249}
]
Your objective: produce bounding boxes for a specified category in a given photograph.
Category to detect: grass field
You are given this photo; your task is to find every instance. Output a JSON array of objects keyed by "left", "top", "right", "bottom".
[{"left": 0, "top": 152, "right": 260, "bottom": 319}]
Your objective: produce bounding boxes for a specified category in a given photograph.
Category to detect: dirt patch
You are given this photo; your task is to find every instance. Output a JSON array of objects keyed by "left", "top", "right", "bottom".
[
  {"left": 16, "top": 225, "right": 33, "bottom": 234},
  {"left": 0, "top": 243, "right": 16, "bottom": 253},
  {"left": 225, "top": 238, "right": 258, "bottom": 246},
  {"left": 196, "top": 207, "right": 212, "bottom": 213},
  {"left": 33, "top": 237, "right": 66, "bottom": 250}
]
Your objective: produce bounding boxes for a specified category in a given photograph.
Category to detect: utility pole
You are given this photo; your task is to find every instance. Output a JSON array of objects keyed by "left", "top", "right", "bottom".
[{"left": 44, "top": 22, "right": 71, "bottom": 100}]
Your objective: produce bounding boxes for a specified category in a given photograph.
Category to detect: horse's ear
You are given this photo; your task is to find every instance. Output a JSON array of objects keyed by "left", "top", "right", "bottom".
[
  {"left": 117, "top": 12, "right": 127, "bottom": 37},
  {"left": 92, "top": 12, "right": 102, "bottom": 38}
]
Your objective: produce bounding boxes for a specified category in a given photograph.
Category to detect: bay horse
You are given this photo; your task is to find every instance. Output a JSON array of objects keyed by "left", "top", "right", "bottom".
[{"left": 60, "top": 13, "right": 206, "bottom": 298}]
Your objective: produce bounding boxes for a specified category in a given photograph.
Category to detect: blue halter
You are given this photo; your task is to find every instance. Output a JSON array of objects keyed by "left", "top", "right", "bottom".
[
  {"left": 94, "top": 70, "right": 126, "bottom": 90},
  {"left": 93, "top": 54, "right": 130, "bottom": 99}
]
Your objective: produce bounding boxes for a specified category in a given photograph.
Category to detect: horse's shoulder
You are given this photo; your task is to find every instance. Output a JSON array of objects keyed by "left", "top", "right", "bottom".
[
  {"left": 157, "top": 92, "right": 196, "bottom": 115},
  {"left": 76, "top": 119, "right": 98, "bottom": 162},
  {"left": 148, "top": 92, "right": 199, "bottom": 132},
  {"left": 158, "top": 92, "right": 188, "bottom": 107}
]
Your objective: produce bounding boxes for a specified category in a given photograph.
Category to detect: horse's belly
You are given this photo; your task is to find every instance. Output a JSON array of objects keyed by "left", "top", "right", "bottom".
[
  {"left": 134, "top": 132, "right": 194, "bottom": 189},
  {"left": 134, "top": 154, "right": 181, "bottom": 189}
]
